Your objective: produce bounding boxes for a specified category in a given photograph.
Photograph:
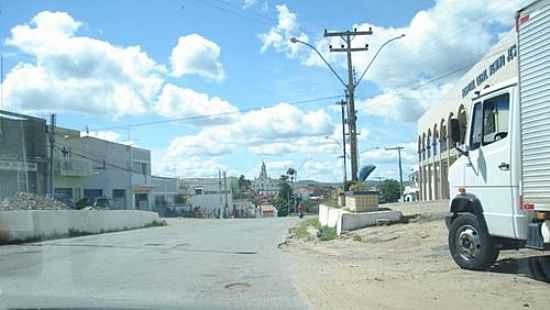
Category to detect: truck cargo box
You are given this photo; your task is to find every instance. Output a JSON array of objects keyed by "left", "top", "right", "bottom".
[{"left": 518, "top": 0, "right": 550, "bottom": 211}]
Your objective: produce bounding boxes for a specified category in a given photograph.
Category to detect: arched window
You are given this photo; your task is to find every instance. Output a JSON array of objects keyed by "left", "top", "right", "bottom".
[
  {"left": 433, "top": 124, "right": 439, "bottom": 156},
  {"left": 418, "top": 136, "right": 422, "bottom": 161},
  {"left": 440, "top": 119, "right": 448, "bottom": 152},
  {"left": 427, "top": 129, "right": 432, "bottom": 159},
  {"left": 422, "top": 133, "right": 426, "bottom": 160}
]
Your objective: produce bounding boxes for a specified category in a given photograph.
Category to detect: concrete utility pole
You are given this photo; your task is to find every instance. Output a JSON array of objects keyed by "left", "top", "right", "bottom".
[
  {"left": 48, "top": 113, "right": 56, "bottom": 197},
  {"left": 218, "top": 169, "right": 222, "bottom": 219},
  {"left": 325, "top": 28, "right": 372, "bottom": 181},
  {"left": 337, "top": 100, "right": 348, "bottom": 188},
  {"left": 223, "top": 170, "right": 229, "bottom": 218},
  {"left": 385, "top": 146, "right": 405, "bottom": 202}
]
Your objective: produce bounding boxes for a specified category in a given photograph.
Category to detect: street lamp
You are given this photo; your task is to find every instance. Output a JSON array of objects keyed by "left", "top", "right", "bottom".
[
  {"left": 291, "top": 34, "right": 405, "bottom": 182},
  {"left": 289, "top": 37, "right": 348, "bottom": 89},
  {"left": 355, "top": 34, "right": 406, "bottom": 88}
]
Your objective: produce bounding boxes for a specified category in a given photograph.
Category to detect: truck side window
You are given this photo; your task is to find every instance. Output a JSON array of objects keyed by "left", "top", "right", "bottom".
[
  {"left": 469, "top": 102, "right": 483, "bottom": 150},
  {"left": 483, "top": 94, "right": 509, "bottom": 145}
]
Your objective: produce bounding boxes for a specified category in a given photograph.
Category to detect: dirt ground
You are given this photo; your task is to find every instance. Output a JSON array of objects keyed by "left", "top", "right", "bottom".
[{"left": 282, "top": 201, "right": 550, "bottom": 310}]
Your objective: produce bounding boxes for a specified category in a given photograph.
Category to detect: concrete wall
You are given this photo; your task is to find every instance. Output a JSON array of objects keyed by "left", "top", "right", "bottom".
[
  {"left": 319, "top": 204, "right": 402, "bottom": 235},
  {"left": 0, "top": 210, "right": 160, "bottom": 243}
]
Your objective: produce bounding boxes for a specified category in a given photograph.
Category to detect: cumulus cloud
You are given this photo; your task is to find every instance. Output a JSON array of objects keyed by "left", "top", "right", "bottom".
[
  {"left": 4, "top": 11, "right": 165, "bottom": 117},
  {"left": 265, "top": 0, "right": 527, "bottom": 122},
  {"left": 164, "top": 103, "right": 335, "bottom": 158},
  {"left": 242, "top": 0, "right": 257, "bottom": 9},
  {"left": 258, "top": 4, "right": 308, "bottom": 57},
  {"left": 170, "top": 34, "right": 225, "bottom": 81},
  {"left": 154, "top": 83, "right": 238, "bottom": 123}
]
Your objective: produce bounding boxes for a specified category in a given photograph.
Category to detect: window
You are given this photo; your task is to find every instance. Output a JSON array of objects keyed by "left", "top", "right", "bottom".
[
  {"left": 469, "top": 102, "right": 483, "bottom": 150},
  {"left": 483, "top": 94, "right": 509, "bottom": 145}
]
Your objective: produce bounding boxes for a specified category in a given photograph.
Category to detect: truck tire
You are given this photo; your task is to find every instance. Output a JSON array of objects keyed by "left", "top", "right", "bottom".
[{"left": 448, "top": 213, "right": 499, "bottom": 270}]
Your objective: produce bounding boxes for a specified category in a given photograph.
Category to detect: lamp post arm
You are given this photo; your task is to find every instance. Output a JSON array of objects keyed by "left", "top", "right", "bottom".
[
  {"left": 354, "top": 34, "right": 405, "bottom": 88},
  {"left": 292, "top": 38, "right": 348, "bottom": 89}
]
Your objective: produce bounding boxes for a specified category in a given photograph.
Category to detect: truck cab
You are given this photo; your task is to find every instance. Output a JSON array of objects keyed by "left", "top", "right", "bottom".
[{"left": 447, "top": 79, "right": 550, "bottom": 270}]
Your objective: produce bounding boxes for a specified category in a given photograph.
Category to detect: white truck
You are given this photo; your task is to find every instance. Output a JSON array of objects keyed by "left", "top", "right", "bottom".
[{"left": 446, "top": 0, "right": 550, "bottom": 270}]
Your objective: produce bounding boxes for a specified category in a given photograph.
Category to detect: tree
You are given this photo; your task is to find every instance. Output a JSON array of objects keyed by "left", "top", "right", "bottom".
[
  {"left": 237, "top": 174, "right": 251, "bottom": 192},
  {"left": 286, "top": 168, "right": 296, "bottom": 182},
  {"left": 379, "top": 179, "right": 401, "bottom": 203},
  {"left": 275, "top": 174, "right": 293, "bottom": 216}
]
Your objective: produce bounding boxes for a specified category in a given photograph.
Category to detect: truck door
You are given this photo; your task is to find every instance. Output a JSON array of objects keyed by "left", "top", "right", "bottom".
[{"left": 465, "top": 90, "right": 514, "bottom": 238}]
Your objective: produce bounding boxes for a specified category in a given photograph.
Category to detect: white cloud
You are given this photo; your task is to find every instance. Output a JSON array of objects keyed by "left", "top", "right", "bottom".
[
  {"left": 154, "top": 83, "right": 238, "bottom": 123},
  {"left": 164, "top": 103, "right": 335, "bottom": 158},
  {"left": 153, "top": 154, "right": 228, "bottom": 178},
  {"left": 84, "top": 130, "right": 121, "bottom": 142},
  {"left": 242, "top": 0, "right": 257, "bottom": 9},
  {"left": 3, "top": 10, "right": 165, "bottom": 117},
  {"left": 258, "top": 4, "right": 308, "bottom": 57},
  {"left": 267, "top": 0, "right": 527, "bottom": 122},
  {"left": 357, "top": 83, "right": 452, "bottom": 122},
  {"left": 170, "top": 34, "right": 225, "bottom": 81}
]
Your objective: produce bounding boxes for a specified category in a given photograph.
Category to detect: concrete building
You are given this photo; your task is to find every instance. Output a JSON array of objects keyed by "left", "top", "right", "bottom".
[
  {"left": 417, "top": 31, "right": 517, "bottom": 201},
  {"left": 252, "top": 162, "right": 279, "bottom": 196},
  {"left": 152, "top": 176, "right": 178, "bottom": 209},
  {"left": 0, "top": 110, "right": 48, "bottom": 199},
  {"left": 178, "top": 177, "right": 232, "bottom": 218},
  {"left": 54, "top": 127, "right": 153, "bottom": 209}
]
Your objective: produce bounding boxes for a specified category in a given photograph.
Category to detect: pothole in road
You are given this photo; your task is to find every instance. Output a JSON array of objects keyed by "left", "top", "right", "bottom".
[
  {"left": 144, "top": 242, "right": 164, "bottom": 246},
  {"left": 224, "top": 282, "right": 251, "bottom": 289}
]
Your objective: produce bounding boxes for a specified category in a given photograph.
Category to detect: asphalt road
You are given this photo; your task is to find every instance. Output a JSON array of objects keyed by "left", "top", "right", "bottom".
[{"left": 0, "top": 217, "right": 307, "bottom": 310}]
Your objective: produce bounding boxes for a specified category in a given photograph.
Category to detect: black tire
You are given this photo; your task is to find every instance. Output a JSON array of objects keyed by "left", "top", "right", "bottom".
[{"left": 448, "top": 213, "right": 499, "bottom": 270}]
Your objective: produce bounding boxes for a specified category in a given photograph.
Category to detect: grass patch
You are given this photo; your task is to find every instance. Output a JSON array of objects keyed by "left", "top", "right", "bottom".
[
  {"left": 318, "top": 226, "right": 337, "bottom": 241},
  {"left": 289, "top": 218, "right": 321, "bottom": 240}
]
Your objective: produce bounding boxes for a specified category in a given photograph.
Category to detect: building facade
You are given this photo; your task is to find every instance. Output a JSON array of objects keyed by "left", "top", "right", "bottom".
[
  {"left": 178, "top": 177, "right": 232, "bottom": 218},
  {"left": 54, "top": 127, "right": 153, "bottom": 209},
  {"left": 0, "top": 110, "right": 48, "bottom": 199},
  {"left": 152, "top": 176, "right": 178, "bottom": 209},
  {"left": 252, "top": 162, "right": 279, "bottom": 196},
  {"left": 417, "top": 31, "right": 518, "bottom": 201}
]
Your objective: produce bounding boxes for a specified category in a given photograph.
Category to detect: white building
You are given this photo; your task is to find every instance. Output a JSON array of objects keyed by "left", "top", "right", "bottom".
[
  {"left": 417, "top": 31, "right": 517, "bottom": 201},
  {"left": 178, "top": 177, "right": 233, "bottom": 218},
  {"left": 54, "top": 127, "right": 153, "bottom": 209},
  {"left": 252, "top": 162, "right": 279, "bottom": 196},
  {"left": 152, "top": 176, "right": 178, "bottom": 209}
]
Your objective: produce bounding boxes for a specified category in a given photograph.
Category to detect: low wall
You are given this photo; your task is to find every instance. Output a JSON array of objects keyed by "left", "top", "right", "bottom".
[
  {"left": 319, "top": 204, "right": 402, "bottom": 235},
  {"left": 0, "top": 210, "right": 160, "bottom": 243}
]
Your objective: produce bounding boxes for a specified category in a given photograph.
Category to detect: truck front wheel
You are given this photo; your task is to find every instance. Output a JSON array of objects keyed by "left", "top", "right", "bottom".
[{"left": 448, "top": 213, "right": 499, "bottom": 270}]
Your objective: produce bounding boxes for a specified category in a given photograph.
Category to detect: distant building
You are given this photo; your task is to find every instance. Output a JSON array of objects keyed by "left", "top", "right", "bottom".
[
  {"left": 178, "top": 177, "right": 233, "bottom": 218},
  {"left": 54, "top": 127, "right": 153, "bottom": 209},
  {"left": 259, "top": 204, "right": 277, "bottom": 217},
  {"left": 152, "top": 176, "right": 178, "bottom": 209},
  {"left": 252, "top": 162, "right": 279, "bottom": 196},
  {"left": 0, "top": 110, "right": 48, "bottom": 199}
]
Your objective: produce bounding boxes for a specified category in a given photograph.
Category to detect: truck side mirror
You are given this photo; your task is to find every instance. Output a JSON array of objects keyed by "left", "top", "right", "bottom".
[{"left": 450, "top": 119, "right": 461, "bottom": 144}]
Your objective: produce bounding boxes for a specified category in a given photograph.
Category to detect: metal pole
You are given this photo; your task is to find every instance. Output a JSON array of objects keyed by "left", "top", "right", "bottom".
[
  {"left": 48, "top": 114, "right": 56, "bottom": 197},
  {"left": 398, "top": 147, "right": 404, "bottom": 202}
]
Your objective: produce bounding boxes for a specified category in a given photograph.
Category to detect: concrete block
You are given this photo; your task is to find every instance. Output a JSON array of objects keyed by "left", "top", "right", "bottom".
[
  {"left": 341, "top": 210, "right": 402, "bottom": 233},
  {"left": 345, "top": 192, "right": 379, "bottom": 212}
]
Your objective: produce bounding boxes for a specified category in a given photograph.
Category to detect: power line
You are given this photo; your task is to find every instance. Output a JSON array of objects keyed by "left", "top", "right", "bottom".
[
  {"left": 91, "top": 94, "right": 343, "bottom": 131},
  {"left": 54, "top": 143, "right": 137, "bottom": 174}
]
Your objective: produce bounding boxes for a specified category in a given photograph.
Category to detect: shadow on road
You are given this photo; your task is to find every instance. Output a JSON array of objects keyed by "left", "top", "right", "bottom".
[{"left": 488, "top": 255, "right": 550, "bottom": 284}]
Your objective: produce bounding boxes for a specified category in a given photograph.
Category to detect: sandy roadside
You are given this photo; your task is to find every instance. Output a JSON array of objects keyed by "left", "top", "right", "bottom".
[{"left": 282, "top": 201, "right": 550, "bottom": 310}]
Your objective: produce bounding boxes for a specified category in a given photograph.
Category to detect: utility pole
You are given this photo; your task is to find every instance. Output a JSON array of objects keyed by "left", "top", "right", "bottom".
[
  {"left": 385, "top": 146, "right": 405, "bottom": 202},
  {"left": 218, "top": 169, "right": 222, "bottom": 219},
  {"left": 223, "top": 170, "right": 229, "bottom": 218},
  {"left": 325, "top": 28, "right": 372, "bottom": 181},
  {"left": 337, "top": 99, "right": 347, "bottom": 189},
  {"left": 48, "top": 114, "right": 56, "bottom": 197}
]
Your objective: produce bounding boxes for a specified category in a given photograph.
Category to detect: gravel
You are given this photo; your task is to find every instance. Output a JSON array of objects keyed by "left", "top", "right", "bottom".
[{"left": 0, "top": 192, "right": 71, "bottom": 211}]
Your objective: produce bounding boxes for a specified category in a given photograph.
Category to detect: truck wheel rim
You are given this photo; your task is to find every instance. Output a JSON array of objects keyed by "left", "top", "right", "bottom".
[{"left": 456, "top": 224, "right": 481, "bottom": 261}]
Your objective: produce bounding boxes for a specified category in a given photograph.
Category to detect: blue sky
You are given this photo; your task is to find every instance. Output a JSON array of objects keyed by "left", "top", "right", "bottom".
[{"left": 0, "top": 0, "right": 526, "bottom": 181}]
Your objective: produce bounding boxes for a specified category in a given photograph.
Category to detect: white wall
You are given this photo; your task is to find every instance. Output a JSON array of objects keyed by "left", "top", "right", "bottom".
[
  {"left": 0, "top": 210, "right": 160, "bottom": 243},
  {"left": 319, "top": 204, "right": 402, "bottom": 235}
]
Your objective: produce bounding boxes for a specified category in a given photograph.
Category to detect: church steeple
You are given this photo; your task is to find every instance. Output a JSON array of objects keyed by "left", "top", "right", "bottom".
[{"left": 259, "top": 161, "right": 268, "bottom": 179}]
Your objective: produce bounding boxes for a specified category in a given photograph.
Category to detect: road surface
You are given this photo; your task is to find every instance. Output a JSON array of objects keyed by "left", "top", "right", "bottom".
[{"left": 0, "top": 217, "right": 307, "bottom": 310}]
